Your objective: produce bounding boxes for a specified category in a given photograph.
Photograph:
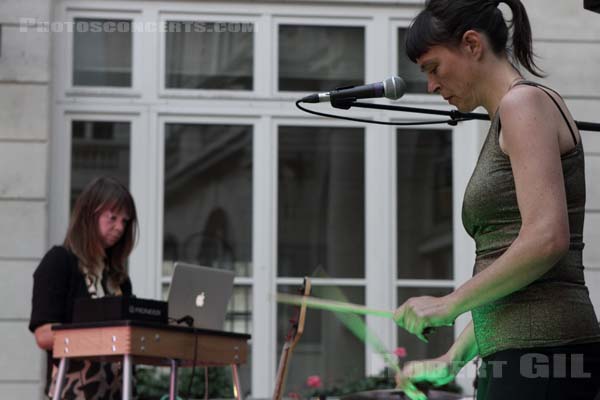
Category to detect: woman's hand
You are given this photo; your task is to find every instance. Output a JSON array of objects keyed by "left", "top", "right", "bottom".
[
  {"left": 34, "top": 323, "right": 56, "bottom": 350},
  {"left": 397, "top": 353, "right": 458, "bottom": 388},
  {"left": 393, "top": 295, "right": 458, "bottom": 342},
  {"left": 395, "top": 374, "right": 428, "bottom": 400}
]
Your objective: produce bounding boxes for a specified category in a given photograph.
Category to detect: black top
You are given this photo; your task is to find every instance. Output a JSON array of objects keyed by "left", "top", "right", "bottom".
[
  {"left": 29, "top": 245, "right": 133, "bottom": 397},
  {"left": 29, "top": 246, "right": 132, "bottom": 333}
]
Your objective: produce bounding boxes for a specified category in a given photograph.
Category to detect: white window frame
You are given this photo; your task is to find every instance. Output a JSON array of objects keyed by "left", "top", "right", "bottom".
[
  {"left": 62, "top": 8, "right": 143, "bottom": 98},
  {"left": 269, "top": 115, "right": 370, "bottom": 393},
  {"left": 157, "top": 12, "right": 260, "bottom": 99},
  {"left": 48, "top": 105, "right": 153, "bottom": 296},
  {"left": 383, "top": 114, "right": 483, "bottom": 386},
  {"left": 49, "top": 1, "right": 489, "bottom": 398},
  {"left": 154, "top": 113, "right": 261, "bottom": 293},
  {"left": 273, "top": 15, "right": 373, "bottom": 100},
  {"left": 389, "top": 18, "right": 432, "bottom": 99}
]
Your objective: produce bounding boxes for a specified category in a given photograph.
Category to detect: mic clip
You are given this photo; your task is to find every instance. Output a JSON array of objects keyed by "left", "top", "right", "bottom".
[
  {"left": 448, "top": 110, "right": 467, "bottom": 126},
  {"left": 330, "top": 96, "right": 357, "bottom": 110}
]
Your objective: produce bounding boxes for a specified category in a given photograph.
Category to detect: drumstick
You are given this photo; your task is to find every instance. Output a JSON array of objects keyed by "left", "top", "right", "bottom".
[
  {"left": 276, "top": 293, "right": 434, "bottom": 334},
  {"left": 277, "top": 293, "right": 394, "bottom": 319},
  {"left": 277, "top": 291, "right": 428, "bottom": 400}
]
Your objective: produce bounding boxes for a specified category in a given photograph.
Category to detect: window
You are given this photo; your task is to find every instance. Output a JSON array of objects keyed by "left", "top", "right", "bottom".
[
  {"left": 397, "top": 28, "right": 428, "bottom": 94},
  {"left": 277, "top": 285, "right": 365, "bottom": 391},
  {"left": 278, "top": 126, "right": 365, "bottom": 278},
  {"left": 278, "top": 25, "right": 365, "bottom": 92},
  {"left": 72, "top": 18, "right": 132, "bottom": 87},
  {"left": 395, "top": 129, "right": 454, "bottom": 364},
  {"left": 277, "top": 125, "right": 365, "bottom": 391},
  {"left": 397, "top": 129, "right": 453, "bottom": 280},
  {"left": 162, "top": 122, "right": 253, "bottom": 392},
  {"left": 55, "top": 4, "right": 469, "bottom": 398},
  {"left": 165, "top": 21, "right": 254, "bottom": 90},
  {"left": 162, "top": 123, "right": 253, "bottom": 277},
  {"left": 70, "top": 121, "right": 131, "bottom": 207}
]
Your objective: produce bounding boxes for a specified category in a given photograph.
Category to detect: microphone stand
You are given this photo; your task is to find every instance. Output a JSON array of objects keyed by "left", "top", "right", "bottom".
[{"left": 329, "top": 98, "right": 600, "bottom": 132}]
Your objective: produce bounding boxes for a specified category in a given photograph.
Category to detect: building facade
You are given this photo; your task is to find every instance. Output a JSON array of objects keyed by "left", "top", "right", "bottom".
[{"left": 1, "top": 0, "right": 599, "bottom": 398}]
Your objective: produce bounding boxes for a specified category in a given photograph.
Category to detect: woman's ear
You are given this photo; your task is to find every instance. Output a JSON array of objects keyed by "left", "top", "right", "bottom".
[{"left": 461, "top": 30, "right": 484, "bottom": 60}]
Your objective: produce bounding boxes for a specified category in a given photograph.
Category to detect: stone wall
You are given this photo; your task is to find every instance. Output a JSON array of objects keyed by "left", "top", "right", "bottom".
[{"left": 0, "top": 0, "right": 51, "bottom": 397}]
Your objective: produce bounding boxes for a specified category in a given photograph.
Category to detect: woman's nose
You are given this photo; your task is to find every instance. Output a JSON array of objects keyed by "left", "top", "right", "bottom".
[
  {"left": 115, "top": 220, "right": 125, "bottom": 234},
  {"left": 427, "top": 79, "right": 440, "bottom": 94}
]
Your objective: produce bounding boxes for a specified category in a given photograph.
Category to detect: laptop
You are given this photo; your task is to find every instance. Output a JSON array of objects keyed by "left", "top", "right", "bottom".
[{"left": 167, "top": 262, "right": 234, "bottom": 330}]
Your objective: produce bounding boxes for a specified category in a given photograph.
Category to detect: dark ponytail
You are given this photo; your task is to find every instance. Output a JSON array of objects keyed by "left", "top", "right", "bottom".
[
  {"left": 504, "top": 0, "right": 544, "bottom": 77},
  {"left": 405, "top": 0, "right": 545, "bottom": 77}
]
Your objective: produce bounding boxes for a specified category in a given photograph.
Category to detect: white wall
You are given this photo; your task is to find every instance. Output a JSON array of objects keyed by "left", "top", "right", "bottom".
[
  {"left": 525, "top": 0, "right": 600, "bottom": 314},
  {"left": 0, "top": 0, "right": 52, "bottom": 397}
]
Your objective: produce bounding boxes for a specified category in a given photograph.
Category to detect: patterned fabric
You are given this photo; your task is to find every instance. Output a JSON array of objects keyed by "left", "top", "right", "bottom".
[
  {"left": 85, "top": 273, "right": 100, "bottom": 298},
  {"left": 49, "top": 360, "right": 122, "bottom": 400},
  {"left": 463, "top": 81, "right": 600, "bottom": 357},
  {"left": 48, "top": 265, "right": 124, "bottom": 400}
]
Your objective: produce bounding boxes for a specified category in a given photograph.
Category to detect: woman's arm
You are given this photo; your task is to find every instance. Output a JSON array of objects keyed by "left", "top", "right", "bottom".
[
  {"left": 395, "top": 87, "right": 571, "bottom": 337},
  {"left": 446, "top": 320, "right": 478, "bottom": 367},
  {"left": 34, "top": 323, "right": 55, "bottom": 350},
  {"left": 400, "top": 321, "right": 478, "bottom": 386},
  {"left": 448, "top": 87, "right": 570, "bottom": 315},
  {"left": 29, "top": 247, "right": 71, "bottom": 341}
]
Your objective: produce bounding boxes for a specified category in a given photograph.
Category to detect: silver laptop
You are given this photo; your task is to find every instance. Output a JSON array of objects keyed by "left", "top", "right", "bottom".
[{"left": 167, "top": 262, "right": 234, "bottom": 330}]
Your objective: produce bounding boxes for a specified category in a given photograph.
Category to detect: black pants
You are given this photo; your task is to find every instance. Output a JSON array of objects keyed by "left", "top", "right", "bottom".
[{"left": 476, "top": 343, "right": 600, "bottom": 400}]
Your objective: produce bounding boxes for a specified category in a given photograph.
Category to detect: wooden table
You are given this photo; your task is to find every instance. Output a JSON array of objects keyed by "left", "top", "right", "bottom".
[{"left": 52, "top": 320, "right": 250, "bottom": 400}]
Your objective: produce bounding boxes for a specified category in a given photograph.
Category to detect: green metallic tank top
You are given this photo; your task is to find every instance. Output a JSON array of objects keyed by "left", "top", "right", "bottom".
[{"left": 462, "top": 81, "right": 600, "bottom": 358}]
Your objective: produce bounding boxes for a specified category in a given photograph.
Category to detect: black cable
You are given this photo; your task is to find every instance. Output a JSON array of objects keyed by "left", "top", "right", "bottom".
[
  {"left": 169, "top": 315, "right": 194, "bottom": 327},
  {"left": 204, "top": 366, "right": 209, "bottom": 400},
  {"left": 186, "top": 332, "right": 200, "bottom": 400},
  {"left": 166, "top": 315, "right": 198, "bottom": 399},
  {"left": 473, "top": 357, "right": 480, "bottom": 400},
  {"left": 295, "top": 100, "right": 469, "bottom": 127},
  {"left": 296, "top": 100, "right": 600, "bottom": 132}
]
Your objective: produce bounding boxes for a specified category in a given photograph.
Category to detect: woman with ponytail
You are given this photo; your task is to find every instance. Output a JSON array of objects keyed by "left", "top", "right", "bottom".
[{"left": 393, "top": 1, "right": 600, "bottom": 398}]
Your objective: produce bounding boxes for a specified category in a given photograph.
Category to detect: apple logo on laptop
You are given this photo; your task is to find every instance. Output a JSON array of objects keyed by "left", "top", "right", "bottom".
[{"left": 195, "top": 292, "right": 206, "bottom": 308}]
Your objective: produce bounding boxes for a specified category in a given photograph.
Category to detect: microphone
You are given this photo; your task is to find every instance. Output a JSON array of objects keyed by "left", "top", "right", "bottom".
[{"left": 299, "top": 76, "right": 406, "bottom": 103}]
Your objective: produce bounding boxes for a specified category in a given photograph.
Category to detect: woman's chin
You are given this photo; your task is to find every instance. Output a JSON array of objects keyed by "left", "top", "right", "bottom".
[
  {"left": 455, "top": 103, "right": 476, "bottom": 113},
  {"left": 102, "top": 240, "right": 118, "bottom": 249}
]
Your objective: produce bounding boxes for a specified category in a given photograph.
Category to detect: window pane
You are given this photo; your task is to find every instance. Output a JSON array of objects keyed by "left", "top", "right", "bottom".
[
  {"left": 398, "top": 28, "right": 428, "bottom": 94},
  {"left": 397, "top": 129, "right": 453, "bottom": 279},
  {"left": 278, "top": 126, "right": 364, "bottom": 278},
  {"left": 225, "top": 286, "right": 252, "bottom": 334},
  {"left": 162, "top": 115, "right": 253, "bottom": 393},
  {"left": 225, "top": 285, "right": 252, "bottom": 394},
  {"left": 397, "top": 287, "right": 454, "bottom": 362},
  {"left": 165, "top": 21, "right": 254, "bottom": 90},
  {"left": 70, "top": 121, "right": 130, "bottom": 207},
  {"left": 163, "top": 124, "right": 253, "bottom": 277},
  {"left": 73, "top": 18, "right": 132, "bottom": 87},
  {"left": 279, "top": 25, "right": 364, "bottom": 92},
  {"left": 277, "top": 285, "right": 365, "bottom": 393}
]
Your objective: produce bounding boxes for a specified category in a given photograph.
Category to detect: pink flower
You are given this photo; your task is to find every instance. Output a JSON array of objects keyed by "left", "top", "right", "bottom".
[
  {"left": 306, "top": 375, "right": 322, "bottom": 388},
  {"left": 394, "top": 347, "right": 407, "bottom": 358}
]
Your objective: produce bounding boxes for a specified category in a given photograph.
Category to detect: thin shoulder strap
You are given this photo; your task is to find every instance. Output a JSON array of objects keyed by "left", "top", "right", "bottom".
[{"left": 513, "top": 81, "right": 578, "bottom": 146}]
